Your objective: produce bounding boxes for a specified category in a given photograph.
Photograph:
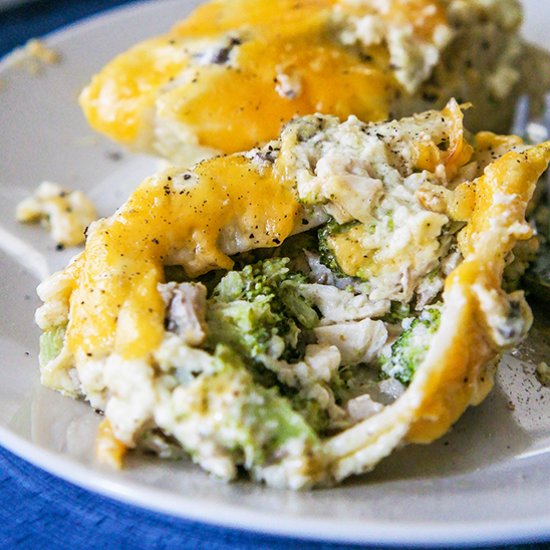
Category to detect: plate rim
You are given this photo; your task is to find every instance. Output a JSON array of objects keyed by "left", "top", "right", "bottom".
[
  {"left": 0, "top": 0, "right": 549, "bottom": 545},
  {"left": 3, "top": 422, "right": 550, "bottom": 547}
]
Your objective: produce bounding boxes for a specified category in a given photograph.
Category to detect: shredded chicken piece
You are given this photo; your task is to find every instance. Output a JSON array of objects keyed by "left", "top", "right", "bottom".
[{"left": 158, "top": 282, "right": 208, "bottom": 346}]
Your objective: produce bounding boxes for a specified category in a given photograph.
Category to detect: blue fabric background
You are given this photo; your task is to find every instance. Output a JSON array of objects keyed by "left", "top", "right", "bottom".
[{"left": 0, "top": 2, "right": 549, "bottom": 548}]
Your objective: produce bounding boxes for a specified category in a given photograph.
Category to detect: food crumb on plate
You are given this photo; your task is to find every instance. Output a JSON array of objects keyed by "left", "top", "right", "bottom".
[
  {"left": 16, "top": 181, "right": 97, "bottom": 247},
  {"left": 9, "top": 39, "right": 61, "bottom": 75},
  {"left": 536, "top": 361, "right": 550, "bottom": 387}
]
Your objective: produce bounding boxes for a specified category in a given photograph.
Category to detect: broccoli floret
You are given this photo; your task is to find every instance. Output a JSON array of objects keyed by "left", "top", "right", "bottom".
[
  {"left": 286, "top": 393, "right": 330, "bottom": 434},
  {"left": 317, "top": 220, "right": 356, "bottom": 277},
  {"left": 381, "top": 307, "right": 441, "bottom": 385},
  {"left": 181, "top": 345, "right": 325, "bottom": 481},
  {"left": 214, "top": 347, "right": 321, "bottom": 461},
  {"left": 206, "top": 259, "right": 339, "bottom": 433},
  {"left": 280, "top": 279, "right": 319, "bottom": 329},
  {"left": 207, "top": 296, "right": 296, "bottom": 358},
  {"left": 212, "top": 257, "right": 300, "bottom": 302},
  {"left": 317, "top": 218, "right": 379, "bottom": 283},
  {"left": 382, "top": 302, "right": 412, "bottom": 324},
  {"left": 207, "top": 258, "right": 319, "bottom": 362}
]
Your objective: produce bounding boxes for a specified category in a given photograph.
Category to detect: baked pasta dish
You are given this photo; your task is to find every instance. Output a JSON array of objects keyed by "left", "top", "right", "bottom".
[{"left": 37, "top": 100, "right": 550, "bottom": 488}]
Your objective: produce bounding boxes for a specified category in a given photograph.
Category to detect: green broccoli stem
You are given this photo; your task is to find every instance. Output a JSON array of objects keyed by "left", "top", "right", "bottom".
[
  {"left": 39, "top": 325, "right": 66, "bottom": 368},
  {"left": 181, "top": 346, "right": 326, "bottom": 483},
  {"left": 380, "top": 307, "right": 441, "bottom": 385},
  {"left": 206, "top": 258, "right": 336, "bottom": 433},
  {"left": 317, "top": 219, "right": 358, "bottom": 277}
]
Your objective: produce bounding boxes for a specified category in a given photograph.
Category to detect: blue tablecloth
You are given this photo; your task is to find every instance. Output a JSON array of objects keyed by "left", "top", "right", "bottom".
[{"left": 0, "top": 2, "right": 548, "bottom": 549}]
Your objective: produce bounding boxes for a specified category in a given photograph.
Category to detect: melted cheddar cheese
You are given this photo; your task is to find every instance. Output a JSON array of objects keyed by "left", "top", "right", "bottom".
[
  {"left": 65, "top": 155, "right": 299, "bottom": 361},
  {"left": 80, "top": 0, "right": 451, "bottom": 155},
  {"left": 404, "top": 143, "right": 550, "bottom": 443},
  {"left": 325, "top": 141, "right": 550, "bottom": 481}
]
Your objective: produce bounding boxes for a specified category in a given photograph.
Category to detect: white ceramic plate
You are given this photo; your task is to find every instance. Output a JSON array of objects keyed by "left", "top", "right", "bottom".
[{"left": 1, "top": 0, "right": 549, "bottom": 545}]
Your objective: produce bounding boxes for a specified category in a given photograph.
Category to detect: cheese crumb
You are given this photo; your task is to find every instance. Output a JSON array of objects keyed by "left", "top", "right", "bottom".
[
  {"left": 16, "top": 181, "right": 97, "bottom": 247},
  {"left": 11, "top": 39, "right": 61, "bottom": 75},
  {"left": 96, "top": 418, "right": 127, "bottom": 469}
]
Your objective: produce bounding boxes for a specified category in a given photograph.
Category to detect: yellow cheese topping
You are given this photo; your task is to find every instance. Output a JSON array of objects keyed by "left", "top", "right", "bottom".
[
  {"left": 64, "top": 155, "right": 299, "bottom": 360},
  {"left": 96, "top": 418, "right": 127, "bottom": 468},
  {"left": 80, "top": 0, "right": 449, "bottom": 152},
  {"left": 80, "top": 36, "right": 190, "bottom": 145},
  {"left": 407, "top": 141, "right": 550, "bottom": 443}
]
